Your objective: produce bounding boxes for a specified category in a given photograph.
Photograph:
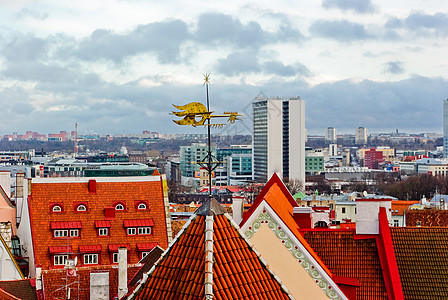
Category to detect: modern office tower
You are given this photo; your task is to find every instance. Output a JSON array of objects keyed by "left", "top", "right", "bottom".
[
  {"left": 444, "top": 99, "right": 448, "bottom": 158},
  {"left": 252, "top": 96, "right": 305, "bottom": 183},
  {"left": 355, "top": 127, "right": 367, "bottom": 145},
  {"left": 329, "top": 144, "right": 338, "bottom": 156},
  {"left": 179, "top": 143, "right": 217, "bottom": 177},
  {"left": 325, "top": 127, "right": 337, "bottom": 143}
]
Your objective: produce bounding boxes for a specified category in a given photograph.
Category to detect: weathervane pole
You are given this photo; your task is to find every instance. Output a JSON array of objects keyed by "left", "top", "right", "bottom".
[{"left": 204, "top": 74, "right": 213, "bottom": 199}]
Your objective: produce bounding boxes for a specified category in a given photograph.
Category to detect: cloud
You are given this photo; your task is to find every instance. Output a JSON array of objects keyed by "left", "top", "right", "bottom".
[
  {"left": 194, "top": 12, "right": 304, "bottom": 48},
  {"left": 1, "top": 33, "right": 48, "bottom": 62},
  {"left": 16, "top": 8, "right": 48, "bottom": 20},
  {"left": 386, "top": 12, "right": 448, "bottom": 37},
  {"left": 322, "top": 0, "right": 375, "bottom": 14},
  {"left": 74, "top": 19, "right": 190, "bottom": 63},
  {"left": 309, "top": 20, "right": 372, "bottom": 41},
  {"left": 383, "top": 61, "right": 404, "bottom": 74}
]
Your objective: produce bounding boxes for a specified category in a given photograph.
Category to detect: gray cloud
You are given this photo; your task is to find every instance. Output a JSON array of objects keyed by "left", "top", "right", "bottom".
[
  {"left": 386, "top": 12, "right": 448, "bottom": 37},
  {"left": 74, "top": 19, "right": 190, "bottom": 63},
  {"left": 383, "top": 61, "right": 405, "bottom": 74},
  {"left": 309, "top": 20, "right": 372, "bottom": 41},
  {"left": 1, "top": 33, "right": 48, "bottom": 62},
  {"left": 322, "top": 0, "right": 375, "bottom": 14},
  {"left": 16, "top": 8, "right": 49, "bottom": 20}
]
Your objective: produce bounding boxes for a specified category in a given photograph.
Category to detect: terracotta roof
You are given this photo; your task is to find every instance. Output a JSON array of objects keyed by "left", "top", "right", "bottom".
[
  {"left": 50, "top": 221, "right": 82, "bottom": 229},
  {"left": 49, "top": 246, "right": 73, "bottom": 254},
  {"left": 128, "top": 246, "right": 165, "bottom": 288},
  {"left": 0, "top": 279, "right": 37, "bottom": 300},
  {"left": 129, "top": 198, "right": 291, "bottom": 299},
  {"left": 303, "top": 230, "right": 388, "bottom": 299},
  {"left": 0, "top": 288, "right": 20, "bottom": 300},
  {"left": 390, "top": 227, "right": 448, "bottom": 300},
  {"left": 94, "top": 220, "right": 111, "bottom": 228},
  {"left": 123, "top": 219, "right": 154, "bottom": 227},
  {"left": 391, "top": 201, "right": 419, "bottom": 216},
  {"left": 79, "top": 245, "right": 102, "bottom": 253},
  {"left": 29, "top": 177, "right": 170, "bottom": 270},
  {"left": 405, "top": 209, "right": 448, "bottom": 226},
  {"left": 171, "top": 220, "right": 187, "bottom": 238}
]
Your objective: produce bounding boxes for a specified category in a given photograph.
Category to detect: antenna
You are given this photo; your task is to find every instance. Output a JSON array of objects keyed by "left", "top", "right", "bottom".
[{"left": 74, "top": 122, "right": 79, "bottom": 155}]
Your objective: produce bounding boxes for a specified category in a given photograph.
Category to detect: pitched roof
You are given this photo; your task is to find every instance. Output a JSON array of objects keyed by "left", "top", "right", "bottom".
[
  {"left": 0, "top": 279, "right": 37, "bottom": 300},
  {"left": 303, "top": 230, "right": 389, "bottom": 299},
  {"left": 0, "top": 288, "right": 21, "bottom": 300},
  {"left": 405, "top": 209, "right": 448, "bottom": 226},
  {"left": 128, "top": 198, "right": 291, "bottom": 299},
  {"left": 391, "top": 201, "right": 419, "bottom": 216},
  {"left": 390, "top": 227, "right": 448, "bottom": 300},
  {"left": 128, "top": 246, "right": 165, "bottom": 288}
]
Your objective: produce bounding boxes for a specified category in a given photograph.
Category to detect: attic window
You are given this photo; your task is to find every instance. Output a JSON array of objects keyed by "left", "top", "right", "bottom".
[
  {"left": 137, "top": 203, "right": 147, "bottom": 210},
  {"left": 115, "top": 203, "right": 125, "bottom": 211},
  {"left": 77, "top": 204, "right": 87, "bottom": 212},
  {"left": 52, "top": 205, "right": 62, "bottom": 212}
]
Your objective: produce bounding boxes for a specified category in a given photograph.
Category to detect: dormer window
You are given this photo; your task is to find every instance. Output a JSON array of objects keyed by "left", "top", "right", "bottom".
[
  {"left": 115, "top": 203, "right": 125, "bottom": 211},
  {"left": 77, "top": 204, "right": 87, "bottom": 212},
  {"left": 52, "top": 205, "right": 62, "bottom": 212},
  {"left": 137, "top": 203, "right": 147, "bottom": 210}
]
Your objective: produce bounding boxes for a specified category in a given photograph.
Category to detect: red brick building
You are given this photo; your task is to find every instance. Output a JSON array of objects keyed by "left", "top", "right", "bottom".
[
  {"left": 26, "top": 176, "right": 172, "bottom": 272},
  {"left": 363, "top": 148, "right": 384, "bottom": 169}
]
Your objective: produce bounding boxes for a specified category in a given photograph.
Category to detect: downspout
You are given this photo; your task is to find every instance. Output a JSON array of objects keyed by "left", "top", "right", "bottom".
[{"left": 204, "top": 215, "right": 214, "bottom": 299}]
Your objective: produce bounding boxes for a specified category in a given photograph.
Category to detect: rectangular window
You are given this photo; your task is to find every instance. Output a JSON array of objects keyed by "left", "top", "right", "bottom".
[
  {"left": 138, "top": 227, "right": 152, "bottom": 235},
  {"left": 54, "top": 230, "right": 68, "bottom": 237},
  {"left": 54, "top": 255, "right": 68, "bottom": 266},
  {"left": 112, "top": 252, "right": 119, "bottom": 263},
  {"left": 70, "top": 229, "right": 79, "bottom": 237},
  {"left": 342, "top": 207, "right": 346, "bottom": 214},
  {"left": 99, "top": 228, "right": 108, "bottom": 236},
  {"left": 84, "top": 254, "right": 98, "bottom": 265},
  {"left": 127, "top": 228, "right": 136, "bottom": 235},
  {"left": 394, "top": 220, "right": 400, "bottom": 227}
]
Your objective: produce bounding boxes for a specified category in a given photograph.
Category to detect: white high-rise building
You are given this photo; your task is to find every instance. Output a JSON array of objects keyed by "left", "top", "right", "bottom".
[
  {"left": 355, "top": 127, "right": 367, "bottom": 145},
  {"left": 252, "top": 96, "right": 305, "bottom": 183},
  {"left": 444, "top": 99, "right": 448, "bottom": 158},
  {"left": 325, "top": 127, "right": 337, "bottom": 143}
]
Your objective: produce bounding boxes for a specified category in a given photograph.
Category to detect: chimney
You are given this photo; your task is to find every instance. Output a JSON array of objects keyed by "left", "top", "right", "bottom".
[
  {"left": 356, "top": 198, "right": 392, "bottom": 235},
  {"left": 16, "top": 173, "right": 25, "bottom": 199},
  {"left": 293, "top": 207, "right": 313, "bottom": 228},
  {"left": 104, "top": 207, "right": 115, "bottom": 219},
  {"left": 88, "top": 179, "right": 96, "bottom": 194},
  {"left": 0, "top": 171, "right": 11, "bottom": 198},
  {"left": 118, "top": 247, "right": 128, "bottom": 299},
  {"left": 232, "top": 196, "right": 244, "bottom": 225}
]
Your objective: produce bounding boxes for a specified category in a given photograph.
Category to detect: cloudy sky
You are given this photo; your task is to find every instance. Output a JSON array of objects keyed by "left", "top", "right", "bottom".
[{"left": 0, "top": 0, "right": 447, "bottom": 136}]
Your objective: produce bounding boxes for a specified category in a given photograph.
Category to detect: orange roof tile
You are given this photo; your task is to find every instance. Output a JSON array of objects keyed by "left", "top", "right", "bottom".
[
  {"left": 406, "top": 210, "right": 448, "bottom": 226},
  {"left": 79, "top": 245, "right": 102, "bottom": 253},
  {"left": 391, "top": 227, "right": 448, "bottom": 300},
  {"left": 48, "top": 246, "right": 73, "bottom": 254},
  {"left": 0, "top": 279, "right": 37, "bottom": 300},
  {"left": 129, "top": 198, "right": 291, "bottom": 299},
  {"left": 136, "top": 243, "right": 158, "bottom": 251},
  {"left": 303, "top": 230, "right": 388, "bottom": 299},
  {"left": 391, "top": 201, "right": 419, "bottom": 216},
  {"left": 108, "top": 244, "right": 131, "bottom": 252}
]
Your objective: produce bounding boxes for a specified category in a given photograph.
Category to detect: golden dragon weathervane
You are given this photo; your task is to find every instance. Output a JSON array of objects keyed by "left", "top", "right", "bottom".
[{"left": 171, "top": 74, "right": 242, "bottom": 128}]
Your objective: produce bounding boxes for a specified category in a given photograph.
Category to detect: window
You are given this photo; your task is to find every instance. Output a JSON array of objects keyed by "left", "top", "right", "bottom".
[
  {"left": 141, "top": 252, "right": 150, "bottom": 259},
  {"left": 52, "top": 205, "right": 62, "bottom": 212},
  {"left": 84, "top": 254, "right": 98, "bottom": 265},
  {"left": 112, "top": 252, "right": 119, "bottom": 263},
  {"left": 54, "top": 255, "right": 68, "bottom": 266},
  {"left": 137, "top": 203, "right": 147, "bottom": 210},
  {"left": 115, "top": 204, "right": 124, "bottom": 210},
  {"left": 342, "top": 207, "right": 346, "bottom": 214},
  {"left": 138, "top": 227, "right": 151, "bottom": 235},
  {"left": 393, "top": 220, "right": 400, "bottom": 227},
  {"left": 70, "top": 229, "right": 79, "bottom": 237},
  {"left": 54, "top": 230, "right": 68, "bottom": 237},
  {"left": 77, "top": 204, "right": 87, "bottom": 212},
  {"left": 127, "top": 228, "right": 136, "bottom": 235},
  {"left": 98, "top": 228, "right": 108, "bottom": 236}
]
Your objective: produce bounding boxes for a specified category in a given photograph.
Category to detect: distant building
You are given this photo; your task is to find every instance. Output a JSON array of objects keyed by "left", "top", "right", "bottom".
[
  {"left": 179, "top": 143, "right": 216, "bottom": 178},
  {"left": 305, "top": 148, "right": 324, "bottom": 175},
  {"left": 325, "top": 127, "right": 337, "bottom": 143},
  {"left": 444, "top": 99, "right": 448, "bottom": 158},
  {"left": 252, "top": 95, "right": 305, "bottom": 183},
  {"left": 216, "top": 145, "right": 253, "bottom": 185},
  {"left": 355, "top": 127, "right": 367, "bottom": 145},
  {"left": 363, "top": 148, "right": 384, "bottom": 169}
]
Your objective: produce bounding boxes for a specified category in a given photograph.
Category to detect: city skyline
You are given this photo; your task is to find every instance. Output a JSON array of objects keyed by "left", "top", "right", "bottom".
[{"left": 0, "top": 1, "right": 447, "bottom": 135}]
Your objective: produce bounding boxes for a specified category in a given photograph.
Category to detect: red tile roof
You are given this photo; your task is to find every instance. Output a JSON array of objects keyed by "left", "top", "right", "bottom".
[
  {"left": 29, "top": 177, "right": 169, "bottom": 270},
  {"left": 129, "top": 199, "right": 291, "bottom": 299},
  {"left": 390, "top": 227, "right": 448, "bottom": 300},
  {"left": 123, "top": 219, "right": 154, "bottom": 227},
  {"left": 94, "top": 220, "right": 111, "bottom": 228},
  {"left": 303, "top": 230, "right": 388, "bottom": 299},
  {"left": 0, "top": 279, "right": 37, "bottom": 300},
  {"left": 391, "top": 201, "right": 419, "bottom": 216},
  {"left": 0, "top": 288, "right": 20, "bottom": 300},
  {"left": 50, "top": 221, "right": 82, "bottom": 229},
  {"left": 48, "top": 246, "right": 73, "bottom": 254},
  {"left": 405, "top": 209, "right": 448, "bottom": 226}
]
